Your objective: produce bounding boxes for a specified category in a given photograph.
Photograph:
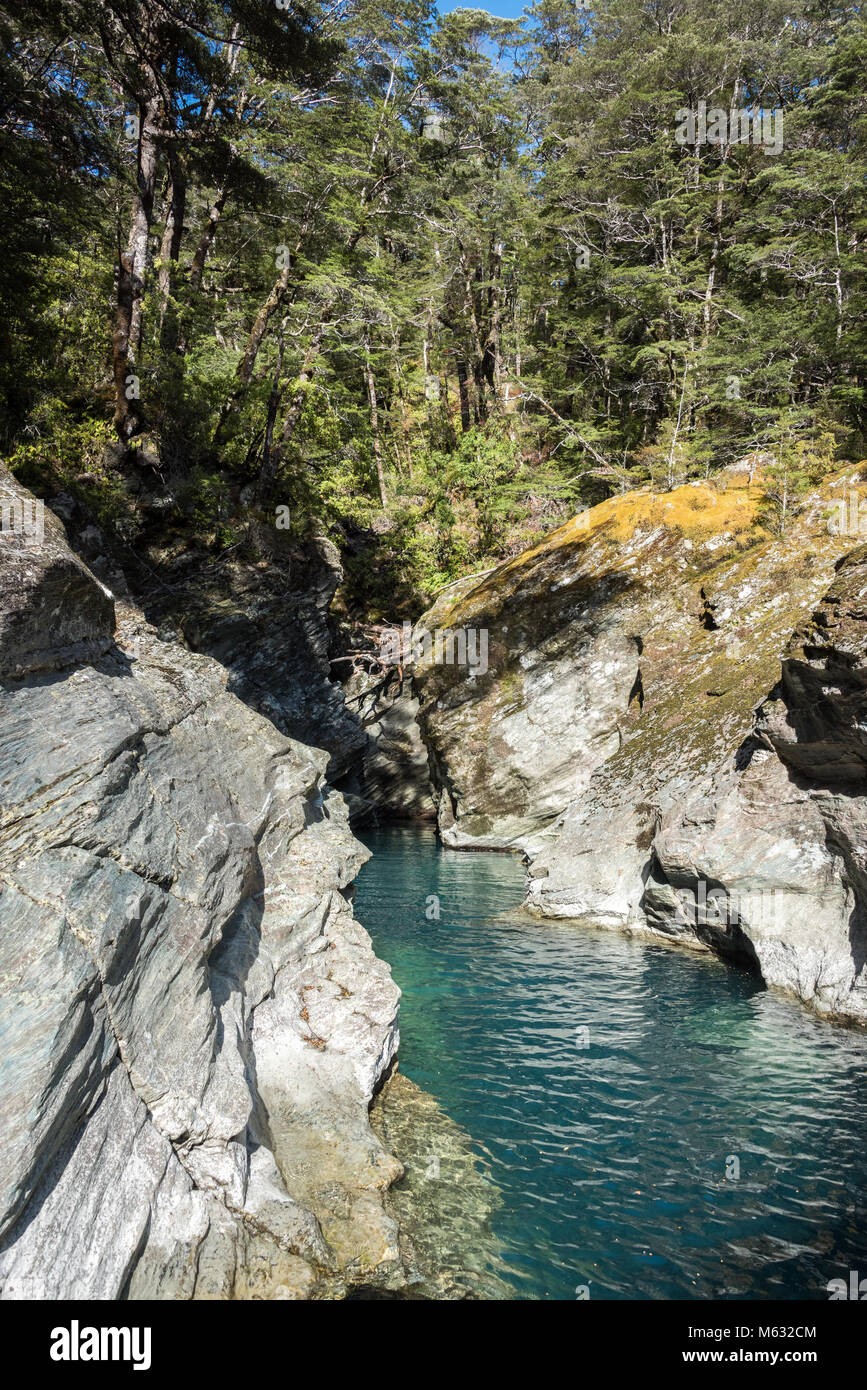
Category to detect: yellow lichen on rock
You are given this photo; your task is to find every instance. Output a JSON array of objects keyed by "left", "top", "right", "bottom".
[{"left": 432, "top": 479, "right": 767, "bottom": 629}]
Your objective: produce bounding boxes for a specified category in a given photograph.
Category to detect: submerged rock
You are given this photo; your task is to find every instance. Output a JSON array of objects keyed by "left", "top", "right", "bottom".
[
  {"left": 0, "top": 470, "right": 405, "bottom": 1299},
  {"left": 369, "top": 1070, "right": 510, "bottom": 1300}
]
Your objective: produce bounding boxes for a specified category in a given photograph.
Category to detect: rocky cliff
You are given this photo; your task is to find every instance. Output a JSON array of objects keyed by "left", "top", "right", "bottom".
[
  {"left": 646, "top": 542, "right": 867, "bottom": 1021},
  {"left": 337, "top": 671, "right": 435, "bottom": 825},
  {"left": 410, "top": 468, "right": 867, "bottom": 1023},
  {"left": 51, "top": 485, "right": 369, "bottom": 792},
  {"left": 0, "top": 469, "right": 405, "bottom": 1299},
  {"left": 53, "top": 483, "right": 433, "bottom": 829}
]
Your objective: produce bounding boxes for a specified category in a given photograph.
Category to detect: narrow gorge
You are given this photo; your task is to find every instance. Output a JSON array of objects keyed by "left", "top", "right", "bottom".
[
  {"left": 3, "top": 0, "right": 867, "bottom": 1344},
  {"left": 1, "top": 458, "right": 866, "bottom": 1301}
]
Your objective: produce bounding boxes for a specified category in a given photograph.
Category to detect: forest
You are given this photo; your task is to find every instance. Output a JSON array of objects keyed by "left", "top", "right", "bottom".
[{"left": 1, "top": 0, "right": 865, "bottom": 613}]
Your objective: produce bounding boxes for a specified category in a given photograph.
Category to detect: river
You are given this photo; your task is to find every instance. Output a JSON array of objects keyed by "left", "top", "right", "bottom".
[{"left": 356, "top": 823, "right": 867, "bottom": 1300}]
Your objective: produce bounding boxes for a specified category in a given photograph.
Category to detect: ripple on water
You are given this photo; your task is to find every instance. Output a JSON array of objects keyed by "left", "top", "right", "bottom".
[{"left": 356, "top": 824, "right": 867, "bottom": 1301}]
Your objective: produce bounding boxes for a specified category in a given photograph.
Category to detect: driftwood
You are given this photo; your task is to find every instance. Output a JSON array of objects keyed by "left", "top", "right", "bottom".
[{"left": 330, "top": 620, "right": 408, "bottom": 689}]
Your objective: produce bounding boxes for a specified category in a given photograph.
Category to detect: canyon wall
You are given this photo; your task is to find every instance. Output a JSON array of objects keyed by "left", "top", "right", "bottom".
[
  {"left": 411, "top": 470, "right": 867, "bottom": 1023},
  {"left": 0, "top": 469, "right": 406, "bottom": 1299},
  {"left": 3, "top": 455, "right": 865, "bottom": 1307}
]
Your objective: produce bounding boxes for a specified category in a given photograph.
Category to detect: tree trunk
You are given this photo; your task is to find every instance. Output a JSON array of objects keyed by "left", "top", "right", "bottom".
[
  {"left": 236, "top": 205, "right": 330, "bottom": 391},
  {"left": 462, "top": 254, "right": 487, "bottom": 420},
  {"left": 486, "top": 235, "right": 504, "bottom": 404},
  {"left": 456, "top": 358, "right": 472, "bottom": 432},
  {"left": 260, "top": 327, "right": 287, "bottom": 499},
  {"left": 256, "top": 315, "right": 331, "bottom": 503},
  {"left": 236, "top": 261, "right": 294, "bottom": 390},
  {"left": 127, "top": 95, "right": 160, "bottom": 361},
  {"left": 112, "top": 248, "right": 137, "bottom": 439},
  {"left": 188, "top": 180, "right": 229, "bottom": 296},
  {"left": 702, "top": 78, "right": 739, "bottom": 351},
  {"left": 112, "top": 93, "right": 158, "bottom": 439},
  {"left": 158, "top": 152, "right": 186, "bottom": 351},
  {"left": 364, "top": 337, "right": 387, "bottom": 507}
]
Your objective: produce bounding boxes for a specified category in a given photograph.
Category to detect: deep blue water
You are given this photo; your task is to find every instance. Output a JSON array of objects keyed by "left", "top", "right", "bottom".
[{"left": 356, "top": 823, "right": 867, "bottom": 1301}]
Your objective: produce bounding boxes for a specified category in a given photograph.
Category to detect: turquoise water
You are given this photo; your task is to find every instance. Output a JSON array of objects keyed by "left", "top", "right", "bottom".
[{"left": 356, "top": 824, "right": 867, "bottom": 1301}]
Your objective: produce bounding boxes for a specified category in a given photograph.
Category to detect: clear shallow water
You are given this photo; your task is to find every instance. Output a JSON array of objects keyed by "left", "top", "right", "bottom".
[{"left": 356, "top": 824, "right": 867, "bottom": 1301}]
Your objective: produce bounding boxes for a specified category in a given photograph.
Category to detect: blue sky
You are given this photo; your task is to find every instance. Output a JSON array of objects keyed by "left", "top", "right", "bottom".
[{"left": 437, "top": 0, "right": 529, "bottom": 17}]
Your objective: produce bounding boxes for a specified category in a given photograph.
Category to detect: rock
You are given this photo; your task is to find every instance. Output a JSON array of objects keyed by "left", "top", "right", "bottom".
[
  {"left": 43, "top": 476, "right": 436, "bottom": 829},
  {"left": 46, "top": 475, "right": 366, "bottom": 789},
  {"left": 413, "top": 479, "right": 784, "bottom": 850},
  {"left": 409, "top": 470, "right": 867, "bottom": 1021},
  {"left": 143, "top": 532, "right": 368, "bottom": 787},
  {"left": 369, "top": 1070, "right": 510, "bottom": 1300},
  {"left": 337, "top": 671, "right": 435, "bottom": 824},
  {"left": 758, "top": 543, "right": 867, "bottom": 785},
  {"left": 0, "top": 468, "right": 114, "bottom": 680},
  {"left": 0, "top": 477, "right": 404, "bottom": 1298},
  {"left": 649, "top": 543, "right": 867, "bottom": 1021}
]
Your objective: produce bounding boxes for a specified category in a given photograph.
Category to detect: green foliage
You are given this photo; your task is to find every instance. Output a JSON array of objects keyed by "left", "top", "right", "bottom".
[
  {"left": 762, "top": 417, "right": 840, "bottom": 533},
  {"left": 1, "top": 0, "right": 864, "bottom": 615},
  {"left": 6, "top": 398, "right": 125, "bottom": 527}
]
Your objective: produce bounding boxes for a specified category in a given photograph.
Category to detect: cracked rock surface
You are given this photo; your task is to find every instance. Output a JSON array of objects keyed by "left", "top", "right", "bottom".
[{"left": 0, "top": 469, "right": 403, "bottom": 1299}]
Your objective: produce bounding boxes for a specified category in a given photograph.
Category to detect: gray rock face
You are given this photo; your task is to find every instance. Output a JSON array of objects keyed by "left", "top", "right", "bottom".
[
  {"left": 0, "top": 471, "right": 114, "bottom": 680},
  {"left": 648, "top": 544, "right": 867, "bottom": 1021},
  {"left": 48, "top": 483, "right": 437, "bottom": 829},
  {"left": 337, "top": 672, "right": 435, "bottom": 825},
  {"left": 143, "top": 531, "right": 369, "bottom": 788},
  {"left": 411, "top": 472, "right": 867, "bottom": 1022},
  {"left": 0, "top": 475, "right": 404, "bottom": 1299},
  {"left": 413, "top": 480, "right": 804, "bottom": 852}
]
